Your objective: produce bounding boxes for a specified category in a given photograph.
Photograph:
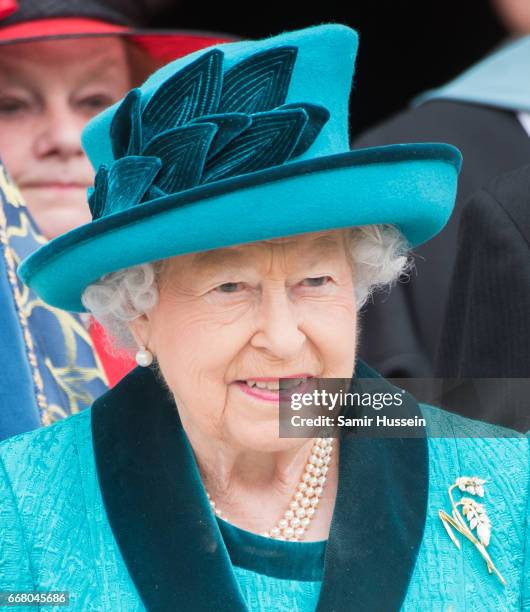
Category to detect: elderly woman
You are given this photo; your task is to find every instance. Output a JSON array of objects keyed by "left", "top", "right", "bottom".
[{"left": 1, "top": 24, "right": 529, "bottom": 612}]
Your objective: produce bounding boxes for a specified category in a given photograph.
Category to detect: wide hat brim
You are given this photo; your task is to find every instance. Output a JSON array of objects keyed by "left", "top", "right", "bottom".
[
  {"left": 0, "top": 18, "right": 235, "bottom": 60},
  {"left": 19, "top": 142, "right": 461, "bottom": 313}
]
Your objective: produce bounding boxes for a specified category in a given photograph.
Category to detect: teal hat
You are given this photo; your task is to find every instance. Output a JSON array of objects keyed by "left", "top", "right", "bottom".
[{"left": 19, "top": 23, "right": 461, "bottom": 312}]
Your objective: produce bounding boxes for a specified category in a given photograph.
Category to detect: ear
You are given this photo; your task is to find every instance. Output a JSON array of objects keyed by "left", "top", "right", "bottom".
[{"left": 127, "top": 313, "right": 153, "bottom": 351}]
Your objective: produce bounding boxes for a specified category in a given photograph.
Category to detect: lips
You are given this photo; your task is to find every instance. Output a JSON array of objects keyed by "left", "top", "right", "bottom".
[
  {"left": 236, "top": 376, "right": 314, "bottom": 402},
  {"left": 24, "top": 182, "right": 88, "bottom": 190}
]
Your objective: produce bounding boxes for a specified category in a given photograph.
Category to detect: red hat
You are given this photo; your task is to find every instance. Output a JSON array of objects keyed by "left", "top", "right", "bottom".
[{"left": 0, "top": 0, "right": 236, "bottom": 61}]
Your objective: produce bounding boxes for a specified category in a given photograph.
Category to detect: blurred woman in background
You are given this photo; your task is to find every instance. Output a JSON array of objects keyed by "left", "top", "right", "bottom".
[{"left": 0, "top": 0, "right": 232, "bottom": 439}]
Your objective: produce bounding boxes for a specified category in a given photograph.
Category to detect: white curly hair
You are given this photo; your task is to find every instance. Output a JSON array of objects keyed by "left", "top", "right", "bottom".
[{"left": 82, "top": 225, "right": 411, "bottom": 352}]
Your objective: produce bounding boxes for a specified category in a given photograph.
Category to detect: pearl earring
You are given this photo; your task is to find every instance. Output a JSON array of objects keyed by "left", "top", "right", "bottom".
[{"left": 135, "top": 345, "right": 153, "bottom": 367}]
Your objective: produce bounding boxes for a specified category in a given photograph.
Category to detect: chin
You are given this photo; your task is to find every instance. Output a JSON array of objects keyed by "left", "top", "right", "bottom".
[
  {"left": 226, "top": 417, "right": 304, "bottom": 454},
  {"left": 42, "top": 210, "right": 92, "bottom": 239},
  {"left": 23, "top": 190, "right": 92, "bottom": 233}
]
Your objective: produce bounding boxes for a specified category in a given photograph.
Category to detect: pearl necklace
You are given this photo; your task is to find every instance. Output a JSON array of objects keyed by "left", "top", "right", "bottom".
[{"left": 206, "top": 437, "right": 334, "bottom": 541}]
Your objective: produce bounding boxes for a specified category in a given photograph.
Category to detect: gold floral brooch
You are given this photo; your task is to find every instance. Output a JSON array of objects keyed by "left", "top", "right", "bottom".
[{"left": 439, "top": 476, "right": 506, "bottom": 586}]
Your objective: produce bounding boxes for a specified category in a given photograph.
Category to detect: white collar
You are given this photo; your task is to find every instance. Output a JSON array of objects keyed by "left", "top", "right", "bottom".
[{"left": 517, "top": 112, "right": 530, "bottom": 138}]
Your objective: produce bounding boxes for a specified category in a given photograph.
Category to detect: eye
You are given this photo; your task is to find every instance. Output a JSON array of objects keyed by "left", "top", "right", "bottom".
[
  {"left": 78, "top": 94, "right": 115, "bottom": 114},
  {"left": 215, "top": 282, "right": 246, "bottom": 293},
  {"left": 300, "top": 276, "right": 332, "bottom": 287},
  {"left": 0, "top": 97, "right": 29, "bottom": 116}
]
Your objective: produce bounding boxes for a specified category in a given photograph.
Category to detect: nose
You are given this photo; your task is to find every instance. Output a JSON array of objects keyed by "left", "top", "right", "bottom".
[
  {"left": 250, "top": 286, "right": 306, "bottom": 360},
  {"left": 33, "top": 97, "right": 85, "bottom": 161}
]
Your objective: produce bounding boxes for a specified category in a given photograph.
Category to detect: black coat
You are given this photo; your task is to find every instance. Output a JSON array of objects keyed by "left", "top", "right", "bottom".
[
  {"left": 353, "top": 100, "right": 530, "bottom": 378},
  {"left": 434, "top": 164, "right": 530, "bottom": 431}
]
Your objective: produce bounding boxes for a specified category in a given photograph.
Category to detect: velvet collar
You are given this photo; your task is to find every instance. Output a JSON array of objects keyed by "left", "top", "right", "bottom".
[{"left": 91, "top": 362, "right": 428, "bottom": 611}]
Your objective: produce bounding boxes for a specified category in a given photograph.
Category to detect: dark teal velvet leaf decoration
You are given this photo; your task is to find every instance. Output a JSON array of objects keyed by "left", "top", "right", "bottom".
[
  {"left": 277, "top": 103, "right": 330, "bottom": 157},
  {"left": 141, "top": 49, "right": 224, "bottom": 146},
  {"left": 110, "top": 89, "right": 143, "bottom": 159},
  {"left": 105, "top": 157, "right": 161, "bottom": 215},
  {"left": 202, "top": 108, "right": 308, "bottom": 183},
  {"left": 144, "top": 184, "right": 166, "bottom": 201},
  {"left": 143, "top": 123, "right": 218, "bottom": 193},
  {"left": 218, "top": 47, "right": 298, "bottom": 114},
  {"left": 191, "top": 113, "right": 252, "bottom": 158},
  {"left": 88, "top": 165, "right": 109, "bottom": 220},
  {"left": 100, "top": 43, "right": 332, "bottom": 218}
]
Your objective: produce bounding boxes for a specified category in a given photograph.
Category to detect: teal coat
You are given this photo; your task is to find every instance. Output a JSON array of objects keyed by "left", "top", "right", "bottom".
[{"left": 0, "top": 365, "right": 528, "bottom": 611}]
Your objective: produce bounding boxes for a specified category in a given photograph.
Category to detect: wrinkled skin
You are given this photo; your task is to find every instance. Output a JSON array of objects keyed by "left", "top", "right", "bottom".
[
  {"left": 0, "top": 37, "right": 132, "bottom": 239},
  {"left": 129, "top": 230, "right": 357, "bottom": 538}
]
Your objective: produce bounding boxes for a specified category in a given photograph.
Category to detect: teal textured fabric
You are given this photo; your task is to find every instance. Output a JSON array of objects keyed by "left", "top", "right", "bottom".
[
  {"left": 407, "top": 405, "right": 529, "bottom": 611},
  {"left": 232, "top": 567, "right": 322, "bottom": 612},
  {"left": 18, "top": 24, "right": 462, "bottom": 313},
  {"left": 218, "top": 517, "right": 324, "bottom": 611},
  {"left": 524, "top": 472, "right": 530, "bottom": 610},
  {"left": 0, "top": 401, "right": 528, "bottom": 610}
]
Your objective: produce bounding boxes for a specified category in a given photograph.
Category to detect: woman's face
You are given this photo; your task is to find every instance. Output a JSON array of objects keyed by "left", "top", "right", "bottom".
[
  {"left": 492, "top": 0, "right": 530, "bottom": 35},
  {"left": 131, "top": 230, "right": 357, "bottom": 452},
  {"left": 0, "top": 37, "right": 132, "bottom": 239}
]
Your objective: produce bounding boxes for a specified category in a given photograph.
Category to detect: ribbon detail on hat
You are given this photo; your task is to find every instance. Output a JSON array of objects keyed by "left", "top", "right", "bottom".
[
  {"left": 0, "top": 0, "right": 18, "bottom": 20},
  {"left": 89, "top": 46, "right": 330, "bottom": 220}
]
